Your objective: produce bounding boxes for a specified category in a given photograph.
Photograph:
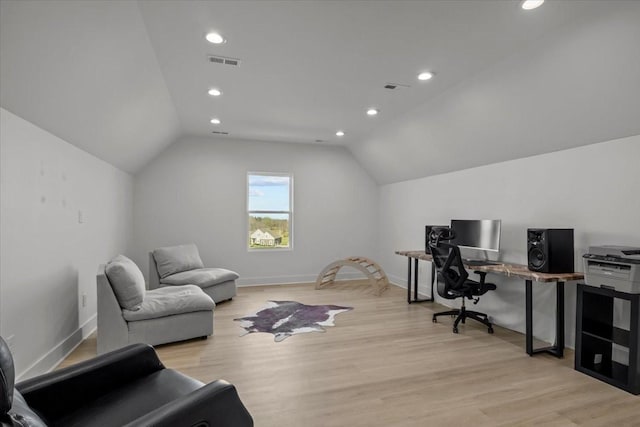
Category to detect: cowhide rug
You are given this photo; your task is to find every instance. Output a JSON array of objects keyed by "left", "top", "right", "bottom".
[{"left": 233, "top": 300, "right": 353, "bottom": 342}]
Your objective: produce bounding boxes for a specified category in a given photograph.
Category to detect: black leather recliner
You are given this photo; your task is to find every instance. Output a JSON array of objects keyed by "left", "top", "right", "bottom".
[{"left": 0, "top": 337, "right": 253, "bottom": 427}]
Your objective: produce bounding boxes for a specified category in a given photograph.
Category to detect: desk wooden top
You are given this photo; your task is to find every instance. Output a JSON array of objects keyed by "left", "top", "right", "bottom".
[{"left": 395, "top": 250, "right": 584, "bottom": 283}]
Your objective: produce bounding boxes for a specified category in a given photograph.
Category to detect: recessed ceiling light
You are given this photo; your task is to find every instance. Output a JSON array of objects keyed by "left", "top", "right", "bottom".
[
  {"left": 210, "top": 118, "right": 221, "bottom": 125},
  {"left": 417, "top": 71, "right": 434, "bottom": 81},
  {"left": 205, "top": 32, "right": 226, "bottom": 44},
  {"left": 336, "top": 131, "right": 345, "bottom": 137},
  {"left": 520, "top": 0, "right": 544, "bottom": 10},
  {"left": 208, "top": 88, "right": 222, "bottom": 97},
  {"left": 366, "top": 108, "right": 379, "bottom": 116}
]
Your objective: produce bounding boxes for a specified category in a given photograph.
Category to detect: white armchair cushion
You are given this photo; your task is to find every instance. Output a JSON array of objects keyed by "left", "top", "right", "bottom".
[
  {"left": 152, "top": 244, "right": 204, "bottom": 279},
  {"left": 122, "top": 285, "right": 215, "bottom": 322},
  {"left": 105, "top": 255, "right": 145, "bottom": 310},
  {"left": 160, "top": 268, "right": 239, "bottom": 288}
]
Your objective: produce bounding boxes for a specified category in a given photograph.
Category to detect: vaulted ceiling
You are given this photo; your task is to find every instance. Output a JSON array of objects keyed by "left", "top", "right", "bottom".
[{"left": 1, "top": 1, "right": 639, "bottom": 183}]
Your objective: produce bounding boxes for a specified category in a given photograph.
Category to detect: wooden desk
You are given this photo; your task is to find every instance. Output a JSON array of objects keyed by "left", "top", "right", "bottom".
[{"left": 395, "top": 250, "right": 584, "bottom": 358}]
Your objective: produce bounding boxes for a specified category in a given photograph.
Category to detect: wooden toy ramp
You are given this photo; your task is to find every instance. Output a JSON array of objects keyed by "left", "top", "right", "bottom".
[{"left": 315, "top": 256, "right": 389, "bottom": 296}]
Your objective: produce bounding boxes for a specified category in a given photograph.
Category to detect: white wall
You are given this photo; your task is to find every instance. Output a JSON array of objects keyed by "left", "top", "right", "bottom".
[
  {"left": 351, "top": 3, "right": 640, "bottom": 184},
  {"left": 379, "top": 134, "right": 640, "bottom": 347},
  {"left": 0, "top": 108, "right": 133, "bottom": 379},
  {"left": 133, "top": 136, "right": 379, "bottom": 285}
]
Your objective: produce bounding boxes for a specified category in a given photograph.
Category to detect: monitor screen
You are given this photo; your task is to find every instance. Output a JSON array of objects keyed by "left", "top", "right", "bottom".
[{"left": 450, "top": 219, "right": 501, "bottom": 252}]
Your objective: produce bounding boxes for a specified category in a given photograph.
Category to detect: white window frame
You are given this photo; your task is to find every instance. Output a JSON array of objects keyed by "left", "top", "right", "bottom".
[{"left": 247, "top": 171, "right": 293, "bottom": 251}]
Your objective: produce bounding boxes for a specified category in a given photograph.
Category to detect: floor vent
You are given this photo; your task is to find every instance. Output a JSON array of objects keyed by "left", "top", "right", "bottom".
[
  {"left": 207, "top": 55, "right": 241, "bottom": 67},
  {"left": 211, "top": 131, "right": 229, "bottom": 135}
]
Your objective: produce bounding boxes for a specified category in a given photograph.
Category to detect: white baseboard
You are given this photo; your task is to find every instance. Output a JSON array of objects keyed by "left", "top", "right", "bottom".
[
  {"left": 237, "top": 272, "right": 362, "bottom": 287},
  {"left": 17, "top": 314, "right": 97, "bottom": 381},
  {"left": 388, "top": 273, "right": 434, "bottom": 299},
  {"left": 388, "top": 273, "right": 406, "bottom": 288}
]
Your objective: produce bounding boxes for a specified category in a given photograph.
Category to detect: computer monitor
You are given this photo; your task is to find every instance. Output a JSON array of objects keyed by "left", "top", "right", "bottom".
[{"left": 450, "top": 219, "right": 501, "bottom": 253}]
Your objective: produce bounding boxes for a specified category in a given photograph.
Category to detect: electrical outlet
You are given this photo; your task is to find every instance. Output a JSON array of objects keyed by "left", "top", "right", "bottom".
[
  {"left": 82, "top": 294, "right": 87, "bottom": 308},
  {"left": 6, "top": 335, "right": 15, "bottom": 351},
  {"left": 78, "top": 210, "right": 84, "bottom": 224}
]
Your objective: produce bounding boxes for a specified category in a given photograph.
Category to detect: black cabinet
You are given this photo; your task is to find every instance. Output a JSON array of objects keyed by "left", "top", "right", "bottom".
[{"left": 575, "top": 284, "right": 640, "bottom": 394}]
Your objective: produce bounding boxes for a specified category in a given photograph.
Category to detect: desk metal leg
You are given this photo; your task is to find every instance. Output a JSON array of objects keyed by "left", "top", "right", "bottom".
[
  {"left": 556, "top": 282, "right": 565, "bottom": 357},
  {"left": 406, "top": 257, "right": 411, "bottom": 304},
  {"left": 431, "top": 263, "right": 436, "bottom": 301},
  {"left": 526, "top": 280, "right": 532, "bottom": 355},
  {"left": 526, "top": 279, "right": 565, "bottom": 358},
  {"left": 407, "top": 257, "right": 434, "bottom": 304},
  {"left": 414, "top": 258, "right": 419, "bottom": 300}
]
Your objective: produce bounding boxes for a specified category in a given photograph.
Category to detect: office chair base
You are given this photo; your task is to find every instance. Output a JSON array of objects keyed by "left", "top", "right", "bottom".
[{"left": 432, "top": 307, "right": 494, "bottom": 334}]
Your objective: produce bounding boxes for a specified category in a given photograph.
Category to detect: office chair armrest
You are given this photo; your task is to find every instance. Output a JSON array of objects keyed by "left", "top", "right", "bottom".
[
  {"left": 125, "top": 380, "right": 254, "bottom": 427},
  {"left": 17, "top": 344, "right": 164, "bottom": 419},
  {"left": 473, "top": 271, "right": 487, "bottom": 284}
]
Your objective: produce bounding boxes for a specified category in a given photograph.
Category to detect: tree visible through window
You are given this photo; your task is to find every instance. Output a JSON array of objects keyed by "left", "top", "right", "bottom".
[{"left": 248, "top": 173, "right": 292, "bottom": 250}]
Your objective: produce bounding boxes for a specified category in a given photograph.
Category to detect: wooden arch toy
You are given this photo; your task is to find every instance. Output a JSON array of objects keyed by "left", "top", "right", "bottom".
[{"left": 315, "top": 257, "right": 389, "bottom": 296}]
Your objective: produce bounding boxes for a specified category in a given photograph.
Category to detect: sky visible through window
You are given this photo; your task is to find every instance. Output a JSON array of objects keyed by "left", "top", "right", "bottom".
[{"left": 248, "top": 175, "right": 290, "bottom": 214}]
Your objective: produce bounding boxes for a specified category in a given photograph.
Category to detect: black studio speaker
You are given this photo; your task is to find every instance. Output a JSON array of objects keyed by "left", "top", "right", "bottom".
[
  {"left": 425, "top": 225, "right": 447, "bottom": 253},
  {"left": 527, "top": 228, "right": 574, "bottom": 273}
]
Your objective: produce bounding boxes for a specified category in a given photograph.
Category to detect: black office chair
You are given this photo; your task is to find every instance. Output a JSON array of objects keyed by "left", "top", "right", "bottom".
[{"left": 429, "top": 227, "right": 496, "bottom": 334}]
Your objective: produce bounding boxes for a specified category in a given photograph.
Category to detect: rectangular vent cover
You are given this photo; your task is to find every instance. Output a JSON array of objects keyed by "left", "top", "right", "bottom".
[
  {"left": 211, "top": 131, "right": 229, "bottom": 135},
  {"left": 384, "top": 82, "right": 410, "bottom": 90},
  {"left": 208, "top": 55, "right": 241, "bottom": 67}
]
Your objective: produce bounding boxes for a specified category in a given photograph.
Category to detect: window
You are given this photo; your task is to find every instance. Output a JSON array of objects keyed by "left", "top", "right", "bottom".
[{"left": 247, "top": 172, "right": 292, "bottom": 250}]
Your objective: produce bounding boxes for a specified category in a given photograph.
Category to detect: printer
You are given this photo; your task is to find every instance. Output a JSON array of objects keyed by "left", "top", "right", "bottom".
[{"left": 583, "top": 246, "right": 640, "bottom": 293}]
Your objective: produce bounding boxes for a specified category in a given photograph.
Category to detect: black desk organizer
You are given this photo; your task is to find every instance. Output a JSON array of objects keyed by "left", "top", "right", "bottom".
[{"left": 575, "top": 283, "right": 640, "bottom": 394}]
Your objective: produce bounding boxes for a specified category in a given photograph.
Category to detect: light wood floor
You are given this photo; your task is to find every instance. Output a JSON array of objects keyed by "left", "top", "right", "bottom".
[{"left": 61, "top": 282, "right": 640, "bottom": 426}]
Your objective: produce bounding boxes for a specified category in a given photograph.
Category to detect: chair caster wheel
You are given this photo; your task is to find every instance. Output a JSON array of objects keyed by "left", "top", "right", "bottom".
[
  {"left": 453, "top": 327, "right": 458, "bottom": 334},
  {"left": 488, "top": 327, "right": 494, "bottom": 334},
  {"left": 432, "top": 317, "right": 437, "bottom": 323}
]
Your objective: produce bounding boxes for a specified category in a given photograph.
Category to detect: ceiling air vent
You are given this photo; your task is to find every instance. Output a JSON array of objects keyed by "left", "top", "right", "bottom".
[
  {"left": 207, "top": 55, "right": 241, "bottom": 67},
  {"left": 211, "top": 131, "right": 229, "bottom": 135},
  {"left": 384, "top": 82, "right": 410, "bottom": 90}
]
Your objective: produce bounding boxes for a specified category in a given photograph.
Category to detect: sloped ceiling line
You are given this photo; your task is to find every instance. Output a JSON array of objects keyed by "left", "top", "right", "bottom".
[{"left": 1, "top": 0, "right": 639, "bottom": 182}]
